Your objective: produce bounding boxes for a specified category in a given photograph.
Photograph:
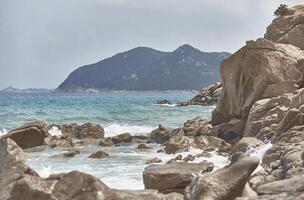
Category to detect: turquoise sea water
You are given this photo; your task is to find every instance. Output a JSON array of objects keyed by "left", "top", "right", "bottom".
[
  {"left": 0, "top": 92, "right": 213, "bottom": 133},
  {"left": 0, "top": 92, "right": 219, "bottom": 189}
]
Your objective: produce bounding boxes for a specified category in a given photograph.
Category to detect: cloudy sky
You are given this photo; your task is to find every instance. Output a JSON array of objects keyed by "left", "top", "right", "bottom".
[{"left": 0, "top": 0, "right": 302, "bottom": 89}]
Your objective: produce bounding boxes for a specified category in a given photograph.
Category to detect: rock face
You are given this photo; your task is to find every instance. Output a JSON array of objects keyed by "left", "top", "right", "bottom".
[
  {"left": 265, "top": 5, "right": 304, "bottom": 50},
  {"left": 50, "top": 123, "right": 104, "bottom": 139},
  {"left": 1, "top": 121, "right": 49, "bottom": 149},
  {"left": 177, "top": 82, "right": 222, "bottom": 106},
  {"left": 148, "top": 125, "right": 173, "bottom": 144},
  {"left": 213, "top": 38, "right": 304, "bottom": 124},
  {"left": 0, "top": 139, "right": 38, "bottom": 200},
  {"left": 184, "top": 157, "right": 259, "bottom": 200},
  {"left": 143, "top": 161, "right": 214, "bottom": 194},
  {"left": 88, "top": 150, "right": 109, "bottom": 159}
]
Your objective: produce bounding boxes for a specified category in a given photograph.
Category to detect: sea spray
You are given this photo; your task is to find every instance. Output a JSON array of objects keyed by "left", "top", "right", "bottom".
[
  {"left": 48, "top": 126, "right": 63, "bottom": 137},
  {"left": 104, "top": 124, "right": 155, "bottom": 137}
]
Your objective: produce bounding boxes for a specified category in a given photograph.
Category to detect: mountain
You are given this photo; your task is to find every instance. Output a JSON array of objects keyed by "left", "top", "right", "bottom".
[
  {"left": 0, "top": 87, "right": 53, "bottom": 94},
  {"left": 56, "top": 44, "right": 231, "bottom": 92}
]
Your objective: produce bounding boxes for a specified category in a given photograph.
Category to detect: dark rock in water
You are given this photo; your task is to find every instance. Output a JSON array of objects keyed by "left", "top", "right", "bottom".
[
  {"left": 183, "top": 154, "right": 195, "bottom": 162},
  {"left": 111, "top": 133, "right": 133, "bottom": 144},
  {"left": 1, "top": 121, "right": 49, "bottom": 149},
  {"left": 148, "top": 125, "right": 173, "bottom": 144},
  {"left": 56, "top": 45, "right": 230, "bottom": 92},
  {"left": 62, "top": 150, "right": 80, "bottom": 158},
  {"left": 49, "top": 122, "right": 104, "bottom": 140},
  {"left": 99, "top": 137, "right": 114, "bottom": 146},
  {"left": 45, "top": 136, "right": 74, "bottom": 148},
  {"left": 145, "top": 158, "right": 162, "bottom": 164},
  {"left": 137, "top": 143, "right": 151, "bottom": 150},
  {"left": 156, "top": 149, "right": 164, "bottom": 153},
  {"left": 156, "top": 99, "right": 171, "bottom": 105},
  {"left": 0, "top": 139, "right": 39, "bottom": 200},
  {"left": 184, "top": 157, "right": 259, "bottom": 200},
  {"left": 88, "top": 150, "right": 109, "bottom": 159},
  {"left": 177, "top": 82, "right": 222, "bottom": 106},
  {"left": 143, "top": 161, "right": 214, "bottom": 194}
]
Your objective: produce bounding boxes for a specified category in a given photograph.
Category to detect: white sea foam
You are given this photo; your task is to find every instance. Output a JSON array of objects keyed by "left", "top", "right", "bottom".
[
  {"left": 246, "top": 141, "right": 272, "bottom": 173},
  {"left": 104, "top": 124, "right": 155, "bottom": 137},
  {"left": 0, "top": 129, "right": 7, "bottom": 136},
  {"left": 155, "top": 103, "right": 177, "bottom": 107},
  {"left": 48, "top": 126, "right": 62, "bottom": 137}
]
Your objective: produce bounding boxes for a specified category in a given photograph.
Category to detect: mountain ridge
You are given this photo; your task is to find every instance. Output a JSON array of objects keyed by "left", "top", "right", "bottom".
[{"left": 57, "top": 44, "right": 230, "bottom": 92}]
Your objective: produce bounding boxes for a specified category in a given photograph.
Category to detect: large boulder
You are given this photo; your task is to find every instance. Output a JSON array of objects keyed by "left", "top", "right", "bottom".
[
  {"left": 148, "top": 125, "right": 173, "bottom": 144},
  {"left": 1, "top": 121, "right": 49, "bottom": 149},
  {"left": 265, "top": 5, "right": 304, "bottom": 50},
  {"left": 49, "top": 122, "right": 104, "bottom": 140},
  {"left": 213, "top": 38, "right": 304, "bottom": 124},
  {"left": 53, "top": 171, "right": 183, "bottom": 200},
  {"left": 143, "top": 161, "right": 214, "bottom": 194},
  {"left": 111, "top": 133, "right": 133, "bottom": 144},
  {"left": 0, "top": 139, "right": 38, "bottom": 200},
  {"left": 184, "top": 157, "right": 259, "bottom": 200}
]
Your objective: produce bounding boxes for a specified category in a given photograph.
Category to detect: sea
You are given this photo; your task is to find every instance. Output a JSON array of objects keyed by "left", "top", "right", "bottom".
[{"left": 0, "top": 92, "right": 271, "bottom": 189}]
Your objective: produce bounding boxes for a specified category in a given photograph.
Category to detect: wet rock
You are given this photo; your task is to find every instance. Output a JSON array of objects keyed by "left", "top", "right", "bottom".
[
  {"left": 62, "top": 150, "right": 80, "bottom": 158},
  {"left": 145, "top": 158, "right": 162, "bottom": 164},
  {"left": 132, "top": 135, "right": 148, "bottom": 143},
  {"left": 230, "top": 152, "right": 247, "bottom": 164},
  {"left": 1, "top": 121, "right": 49, "bottom": 149},
  {"left": 137, "top": 143, "right": 151, "bottom": 150},
  {"left": 45, "top": 136, "right": 74, "bottom": 148},
  {"left": 88, "top": 150, "right": 109, "bottom": 159},
  {"left": 99, "top": 137, "right": 114, "bottom": 146},
  {"left": 156, "top": 99, "right": 171, "bottom": 105},
  {"left": 185, "top": 157, "right": 259, "bottom": 200},
  {"left": 143, "top": 161, "right": 214, "bottom": 194},
  {"left": 0, "top": 139, "right": 39, "bottom": 200},
  {"left": 230, "top": 137, "right": 264, "bottom": 155},
  {"left": 148, "top": 125, "right": 173, "bottom": 144},
  {"left": 183, "top": 154, "right": 195, "bottom": 162},
  {"left": 156, "top": 149, "right": 164, "bottom": 153},
  {"left": 111, "top": 133, "right": 133, "bottom": 144}
]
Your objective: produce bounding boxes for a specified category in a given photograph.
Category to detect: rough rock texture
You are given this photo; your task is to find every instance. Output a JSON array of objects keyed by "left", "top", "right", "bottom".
[
  {"left": 265, "top": 5, "right": 304, "bottom": 50},
  {"left": 53, "top": 171, "right": 183, "bottom": 200},
  {"left": 143, "top": 161, "right": 214, "bottom": 194},
  {"left": 177, "top": 82, "right": 222, "bottom": 106},
  {"left": 148, "top": 125, "right": 173, "bottom": 144},
  {"left": 99, "top": 137, "right": 114, "bottom": 146},
  {"left": 88, "top": 150, "right": 109, "bottom": 159},
  {"left": 111, "top": 133, "right": 133, "bottom": 144},
  {"left": 0, "top": 139, "right": 38, "bottom": 200},
  {"left": 213, "top": 38, "right": 304, "bottom": 124},
  {"left": 184, "top": 157, "right": 259, "bottom": 200},
  {"left": 49, "top": 123, "right": 104, "bottom": 139},
  {"left": 8, "top": 175, "right": 57, "bottom": 200},
  {"left": 1, "top": 121, "right": 49, "bottom": 149},
  {"left": 230, "top": 137, "right": 264, "bottom": 154},
  {"left": 182, "top": 117, "right": 212, "bottom": 136}
]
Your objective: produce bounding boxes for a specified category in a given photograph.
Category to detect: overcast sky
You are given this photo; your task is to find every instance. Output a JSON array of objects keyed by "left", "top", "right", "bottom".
[{"left": 0, "top": 0, "right": 302, "bottom": 89}]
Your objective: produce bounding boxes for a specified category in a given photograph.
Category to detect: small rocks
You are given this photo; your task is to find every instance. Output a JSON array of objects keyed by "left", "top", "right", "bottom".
[
  {"left": 137, "top": 143, "right": 151, "bottom": 150},
  {"left": 111, "top": 133, "right": 133, "bottom": 144},
  {"left": 88, "top": 151, "right": 109, "bottom": 159},
  {"left": 145, "top": 158, "right": 162, "bottom": 164}
]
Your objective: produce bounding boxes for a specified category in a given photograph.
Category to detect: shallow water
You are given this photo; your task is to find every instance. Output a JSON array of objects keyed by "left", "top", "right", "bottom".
[{"left": 0, "top": 92, "right": 271, "bottom": 189}]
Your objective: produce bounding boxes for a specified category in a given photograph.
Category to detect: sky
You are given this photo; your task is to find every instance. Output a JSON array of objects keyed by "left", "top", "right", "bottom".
[{"left": 0, "top": 0, "right": 303, "bottom": 89}]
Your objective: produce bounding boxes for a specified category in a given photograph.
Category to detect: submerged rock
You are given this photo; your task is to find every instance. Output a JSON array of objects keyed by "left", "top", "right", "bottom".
[
  {"left": 143, "top": 161, "right": 214, "bottom": 194},
  {"left": 137, "top": 143, "right": 151, "bottom": 150},
  {"left": 156, "top": 99, "right": 172, "bottom": 105},
  {"left": 88, "top": 150, "right": 109, "bottom": 159},
  {"left": 145, "top": 158, "right": 162, "bottom": 164},
  {"left": 1, "top": 121, "right": 49, "bottom": 149},
  {"left": 185, "top": 157, "right": 259, "bottom": 200},
  {"left": 111, "top": 133, "right": 133, "bottom": 144}
]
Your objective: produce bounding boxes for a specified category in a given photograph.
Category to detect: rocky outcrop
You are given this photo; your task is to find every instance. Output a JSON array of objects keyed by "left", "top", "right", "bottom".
[
  {"left": 184, "top": 157, "right": 259, "bottom": 200},
  {"left": 49, "top": 122, "right": 104, "bottom": 139},
  {"left": 265, "top": 5, "right": 304, "bottom": 50},
  {"left": 0, "top": 139, "right": 38, "bottom": 200},
  {"left": 213, "top": 38, "right": 304, "bottom": 124},
  {"left": 143, "top": 161, "right": 214, "bottom": 194},
  {"left": 182, "top": 117, "right": 211, "bottom": 136},
  {"left": 88, "top": 150, "right": 109, "bottom": 159},
  {"left": 230, "top": 137, "right": 264, "bottom": 154},
  {"left": 111, "top": 133, "right": 133, "bottom": 144},
  {"left": 156, "top": 99, "right": 172, "bottom": 105},
  {"left": 1, "top": 121, "right": 49, "bottom": 149},
  {"left": 177, "top": 82, "right": 222, "bottom": 106},
  {"left": 148, "top": 125, "right": 173, "bottom": 144}
]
